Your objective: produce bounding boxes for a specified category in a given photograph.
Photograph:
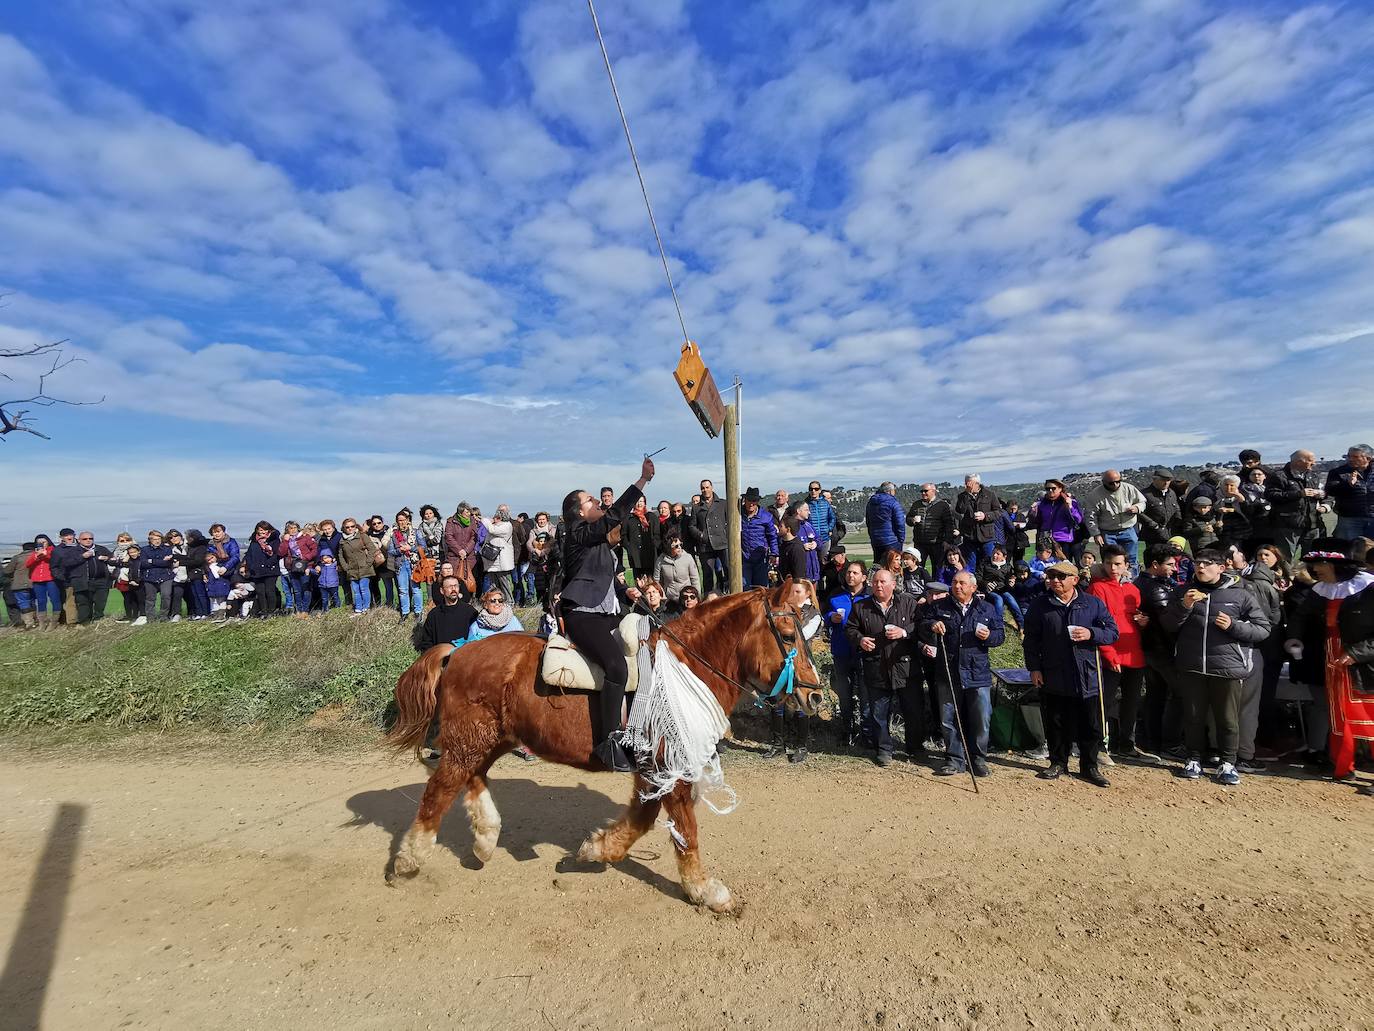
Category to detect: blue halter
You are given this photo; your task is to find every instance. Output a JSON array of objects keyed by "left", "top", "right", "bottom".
[{"left": 756, "top": 647, "right": 798, "bottom": 708}]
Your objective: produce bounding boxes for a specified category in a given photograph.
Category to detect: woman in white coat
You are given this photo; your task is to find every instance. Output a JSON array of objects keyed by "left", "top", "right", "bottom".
[{"left": 480, "top": 505, "right": 517, "bottom": 601}]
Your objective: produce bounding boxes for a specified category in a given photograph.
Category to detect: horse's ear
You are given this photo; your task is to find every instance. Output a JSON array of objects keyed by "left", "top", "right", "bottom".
[{"left": 771, "top": 577, "right": 794, "bottom": 606}]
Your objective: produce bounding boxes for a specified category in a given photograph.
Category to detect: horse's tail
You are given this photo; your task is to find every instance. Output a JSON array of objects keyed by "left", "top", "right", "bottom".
[{"left": 387, "top": 644, "right": 455, "bottom": 758}]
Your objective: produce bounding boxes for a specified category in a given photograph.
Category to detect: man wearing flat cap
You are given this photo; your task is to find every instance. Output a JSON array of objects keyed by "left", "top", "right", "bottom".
[
  {"left": 1141, "top": 468, "right": 1182, "bottom": 548},
  {"left": 1023, "top": 560, "right": 1120, "bottom": 786}
]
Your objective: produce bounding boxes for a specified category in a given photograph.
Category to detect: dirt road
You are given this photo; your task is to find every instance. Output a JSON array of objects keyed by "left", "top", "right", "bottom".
[{"left": 1, "top": 747, "right": 1371, "bottom": 1030}]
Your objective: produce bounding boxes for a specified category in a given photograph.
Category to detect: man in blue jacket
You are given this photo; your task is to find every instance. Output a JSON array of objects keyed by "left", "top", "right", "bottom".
[
  {"left": 806, "top": 480, "right": 837, "bottom": 564},
  {"left": 866, "top": 481, "right": 905, "bottom": 565},
  {"left": 1024, "top": 560, "right": 1120, "bottom": 787},
  {"left": 740, "top": 487, "right": 777, "bottom": 589},
  {"left": 923, "top": 571, "right": 1005, "bottom": 777},
  {"left": 825, "top": 559, "right": 869, "bottom": 748}
]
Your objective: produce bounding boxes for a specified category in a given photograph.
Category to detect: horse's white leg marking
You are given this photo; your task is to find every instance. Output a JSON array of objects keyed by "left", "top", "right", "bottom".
[
  {"left": 465, "top": 785, "right": 501, "bottom": 864},
  {"left": 393, "top": 824, "right": 436, "bottom": 878},
  {"left": 674, "top": 836, "right": 734, "bottom": 913}
]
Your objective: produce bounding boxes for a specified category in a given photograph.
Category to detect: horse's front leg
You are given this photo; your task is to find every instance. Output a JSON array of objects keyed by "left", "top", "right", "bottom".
[
  {"left": 661, "top": 782, "right": 735, "bottom": 913},
  {"left": 578, "top": 773, "right": 661, "bottom": 863}
]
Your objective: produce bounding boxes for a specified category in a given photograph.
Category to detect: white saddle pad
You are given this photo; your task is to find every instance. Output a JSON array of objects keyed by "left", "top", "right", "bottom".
[{"left": 540, "top": 613, "right": 644, "bottom": 693}]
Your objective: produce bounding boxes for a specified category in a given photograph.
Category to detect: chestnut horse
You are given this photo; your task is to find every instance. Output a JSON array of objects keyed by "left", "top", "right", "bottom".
[{"left": 386, "top": 579, "right": 824, "bottom": 912}]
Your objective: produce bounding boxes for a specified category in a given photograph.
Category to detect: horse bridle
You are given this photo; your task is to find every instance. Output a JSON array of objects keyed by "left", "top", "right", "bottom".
[{"left": 637, "top": 592, "right": 822, "bottom": 711}]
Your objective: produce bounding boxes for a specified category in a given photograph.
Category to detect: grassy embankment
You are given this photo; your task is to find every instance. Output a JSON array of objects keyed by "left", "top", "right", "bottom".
[{"left": 0, "top": 579, "right": 1027, "bottom": 747}]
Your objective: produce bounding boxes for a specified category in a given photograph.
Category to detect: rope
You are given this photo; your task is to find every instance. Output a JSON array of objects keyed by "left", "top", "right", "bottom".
[{"left": 585, "top": 0, "right": 691, "bottom": 346}]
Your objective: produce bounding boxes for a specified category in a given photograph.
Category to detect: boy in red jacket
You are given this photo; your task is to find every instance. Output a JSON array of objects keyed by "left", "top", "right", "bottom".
[{"left": 1087, "top": 543, "right": 1154, "bottom": 763}]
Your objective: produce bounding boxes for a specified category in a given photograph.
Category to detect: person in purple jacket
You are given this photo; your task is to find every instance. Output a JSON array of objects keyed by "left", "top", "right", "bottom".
[
  {"left": 740, "top": 488, "right": 778, "bottom": 588},
  {"left": 1027, "top": 479, "right": 1086, "bottom": 563}
]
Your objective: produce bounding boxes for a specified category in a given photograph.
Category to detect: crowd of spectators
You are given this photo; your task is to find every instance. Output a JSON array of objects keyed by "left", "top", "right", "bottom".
[{"left": 3, "top": 444, "right": 1371, "bottom": 793}]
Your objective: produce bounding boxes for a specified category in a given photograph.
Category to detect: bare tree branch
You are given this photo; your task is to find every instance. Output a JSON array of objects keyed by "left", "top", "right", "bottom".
[{"left": 0, "top": 339, "right": 104, "bottom": 441}]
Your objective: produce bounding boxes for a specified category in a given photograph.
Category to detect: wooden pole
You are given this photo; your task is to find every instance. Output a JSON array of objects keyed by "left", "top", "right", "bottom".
[{"left": 724, "top": 402, "right": 742, "bottom": 594}]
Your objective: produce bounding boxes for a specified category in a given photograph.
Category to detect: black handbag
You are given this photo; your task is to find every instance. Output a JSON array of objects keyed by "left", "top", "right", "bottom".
[{"left": 480, "top": 538, "right": 502, "bottom": 564}]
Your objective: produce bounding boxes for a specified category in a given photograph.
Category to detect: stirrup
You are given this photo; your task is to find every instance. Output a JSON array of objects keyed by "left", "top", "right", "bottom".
[{"left": 593, "top": 738, "right": 635, "bottom": 773}]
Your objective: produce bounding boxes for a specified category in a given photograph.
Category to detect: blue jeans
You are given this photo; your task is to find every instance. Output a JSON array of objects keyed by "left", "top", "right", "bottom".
[
  {"left": 31, "top": 580, "right": 61, "bottom": 613},
  {"left": 319, "top": 586, "right": 339, "bottom": 611},
  {"left": 287, "top": 572, "right": 310, "bottom": 612},
  {"left": 1336, "top": 515, "right": 1374, "bottom": 540},
  {"left": 399, "top": 579, "right": 424, "bottom": 616},
  {"left": 1103, "top": 527, "right": 1140, "bottom": 575},
  {"left": 280, "top": 575, "right": 296, "bottom": 611},
  {"left": 514, "top": 562, "right": 532, "bottom": 604},
  {"left": 960, "top": 540, "right": 999, "bottom": 565},
  {"left": 742, "top": 556, "right": 770, "bottom": 589},
  {"left": 988, "top": 591, "right": 1024, "bottom": 628},
  {"left": 940, "top": 682, "right": 992, "bottom": 770},
  {"left": 14, "top": 588, "right": 34, "bottom": 610},
  {"left": 352, "top": 577, "right": 371, "bottom": 612}
]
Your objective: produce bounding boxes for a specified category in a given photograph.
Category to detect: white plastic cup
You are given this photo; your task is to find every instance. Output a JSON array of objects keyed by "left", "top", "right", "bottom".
[
  {"left": 1067, "top": 624, "right": 1083, "bottom": 639},
  {"left": 976, "top": 622, "right": 989, "bottom": 635}
]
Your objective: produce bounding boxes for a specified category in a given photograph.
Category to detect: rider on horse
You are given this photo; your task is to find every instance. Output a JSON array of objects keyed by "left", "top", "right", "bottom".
[{"left": 557, "top": 456, "right": 655, "bottom": 772}]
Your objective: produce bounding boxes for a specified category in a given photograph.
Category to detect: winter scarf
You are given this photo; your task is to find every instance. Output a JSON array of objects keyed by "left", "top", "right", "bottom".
[
  {"left": 476, "top": 603, "right": 516, "bottom": 632},
  {"left": 420, "top": 519, "right": 444, "bottom": 547}
]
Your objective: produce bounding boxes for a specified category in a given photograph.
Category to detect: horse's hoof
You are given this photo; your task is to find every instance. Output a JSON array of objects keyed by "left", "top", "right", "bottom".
[
  {"left": 702, "top": 878, "right": 734, "bottom": 914},
  {"left": 472, "top": 837, "right": 497, "bottom": 865},
  {"left": 576, "top": 835, "right": 605, "bottom": 864},
  {"left": 390, "top": 854, "right": 420, "bottom": 880}
]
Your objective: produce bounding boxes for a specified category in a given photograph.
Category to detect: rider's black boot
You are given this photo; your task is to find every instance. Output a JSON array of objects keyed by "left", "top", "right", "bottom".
[{"left": 763, "top": 708, "right": 785, "bottom": 759}]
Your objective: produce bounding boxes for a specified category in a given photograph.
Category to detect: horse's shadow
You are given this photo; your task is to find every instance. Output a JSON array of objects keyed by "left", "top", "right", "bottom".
[{"left": 344, "top": 776, "right": 681, "bottom": 901}]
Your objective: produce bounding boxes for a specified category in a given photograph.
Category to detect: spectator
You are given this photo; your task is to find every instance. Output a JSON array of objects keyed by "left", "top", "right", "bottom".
[
  {"left": 180, "top": 529, "right": 210, "bottom": 620},
  {"left": 1238, "top": 449, "right": 1263, "bottom": 473},
  {"left": 1011, "top": 560, "right": 1044, "bottom": 614},
  {"left": 1239, "top": 468, "right": 1273, "bottom": 546},
  {"left": 818, "top": 543, "right": 848, "bottom": 602},
  {"left": 1161, "top": 548, "right": 1272, "bottom": 786},
  {"left": 826, "top": 559, "right": 869, "bottom": 748},
  {"left": 316, "top": 519, "right": 347, "bottom": 607},
  {"left": 777, "top": 515, "right": 809, "bottom": 584},
  {"left": 1002, "top": 500, "right": 1031, "bottom": 561},
  {"left": 1087, "top": 544, "right": 1148, "bottom": 761},
  {"left": 898, "top": 546, "right": 927, "bottom": 597},
  {"left": 24, "top": 534, "right": 60, "bottom": 628},
  {"left": 792, "top": 501, "right": 821, "bottom": 582},
  {"left": 846, "top": 567, "right": 921, "bottom": 768},
  {"left": 57, "top": 530, "right": 113, "bottom": 625},
  {"left": 769, "top": 489, "right": 790, "bottom": 527},
  {"left": 1212, "top": 475, "right": 1259, "bottom": 551},
  {"left": 166, "top": 528, "right": 190, "bottom": 621},
  {"left": 1182, "top": 496, "right": 1219, "bottom": 554},
  {"left": 206, "top": 524, "right": 241, "bottom": 620},
  {"left": 1185, "top": 468, "right": 1222, "bottom": 507},
  {"left": 936, "top": 545, "right": 966, "bottom": 586},
  {"left": 5, "top": 542, "right": 35, "bottom": 630},
  {"left": 136, "top": 529, "right": 176, "bottom": 624},
  {"left": 416, "top": 574, "right": 479, "bottom": 652},
  {"left": 364, "top": 515, "right": 397, "bottom": 608},
  {"left": 924, "top": 570, "right": 1004, "bottom": 777},
  {"left": 1141, "top": 468, "right": 1183, "bottom": 547},
  {"left": 339, "top": 518, "right": 380, "bottom": 614},
  {"left": 691, "top": 478, "right": 730, "bottom": 594},
  {"left": 526, "top": 512, "right": 558, "bottom": 607},
  {"left": 655, "top": 534, "right": 700, "bottom": 603},
  {"left": 53, "top": 528, "right": 78, "bottom": 625},
  {"left": 444, "top": 502, "right": 480, "bottom": 599},
  {"left": 316, "top": 547, "right": 341, "bottom": 611},
  {"left": 1234, "top": 544, "right": 1281, "bottom": 773},
  {"left": 1326, "top": 444, "right": 1374, "bottom": 541},
  {"left": 470, "top": 587, "right": 523, "bottom": 640},
  {"left": 117, "top": 543, "right": 142, "bottom": 622},
  {"left": 1026, "top": 479, "right": 1085, "bottom": 562},
  {"left": 740, "top": 488, "right": 778, "bottom": 589},
  {"left": 1267, "top": 449, "right": 1326, "bottom": 562},
  {"left": 621, "top": 497, "right": 659, "bottom": 584},
  {"left": 976, "top": 544, "right": 1023, "bottom": 636},
  {"left": 417, "top": 504, "right": 445, "bottom": 561},
  {"left": 1135, "top": 543, "right": 1183, "bottom": 759},
  {"left": 1084, "top": 470, "right": 1149, "bottom": 575},
  {"left": 430, "top": 561, "right": 455, "bottom": 607},
  {"left": 668, "top": 502, "right": 693, "bottom": 554},
  {"left": 1029, "top": 541, "right": 1056, "bottom": 581},
  {"left": 865, "top": 481, "right": 905, "bottom": 565},
  {"left": 671, "top": 585, "right": 701, "bottom": 617},
  {"left": 1024, "top": 561, "right": 1120, "bottom": 787},
  {"left": 243, "top": 521, "right": 282, "bottom": 618},
  {"left": 954, "top": 474, "right": 1001, "bottom": 562},
  {"left": 389, "top": 509, "right": 427, "bottom": 621},
  {"left": 907, "top": 483, "right": 958, "bottom": 571},
  {"left": 108, "top": 532, "right": 136, "bottom": 621},
  {"left": 278, "top": 521, "right": 318, "bottom": 618},
  {"left": 806, "top": 480, "right": 836, "bottom": 564},
  {"left": 512, "top": 511, "right": 533, "bottom": 606},
  {"left": 479, "top": 505, "right": 518, "bottom": 601}
]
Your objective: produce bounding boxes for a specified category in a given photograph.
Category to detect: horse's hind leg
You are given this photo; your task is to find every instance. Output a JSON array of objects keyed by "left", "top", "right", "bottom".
[
  {"left": 392, "top": 753, "right": 468, "bottom": 879},
  {"left": 661, "top": 782, "right": 735, "bottom": 913},
  {"left": 577, "top": 774, "right": 661, "bottom": 864}
]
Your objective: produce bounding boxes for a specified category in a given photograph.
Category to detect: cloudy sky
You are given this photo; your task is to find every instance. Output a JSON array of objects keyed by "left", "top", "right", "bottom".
[{"left": 1, "top": 0, "right": 1371, "bottom": 540}]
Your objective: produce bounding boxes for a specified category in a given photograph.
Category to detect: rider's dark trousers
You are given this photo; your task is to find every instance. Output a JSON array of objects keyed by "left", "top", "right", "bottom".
[{"left": 563, "top": 609, "right": 629, "bottom": 745}]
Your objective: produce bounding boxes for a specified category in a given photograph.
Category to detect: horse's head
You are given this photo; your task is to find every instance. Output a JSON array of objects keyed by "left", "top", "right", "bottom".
[{"left": 740, "top": 578, "right": 826, "bottom": 716}]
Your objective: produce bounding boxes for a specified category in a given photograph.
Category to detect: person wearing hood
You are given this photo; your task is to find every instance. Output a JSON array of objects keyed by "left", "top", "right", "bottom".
[
  {"left": 316, "top": 545, "right": 341, "bottom": 611},
  {"left": 1161, "top": 548, "right": 1272, "bottom": 786},
  {"left": 1284, "top": 541, "right": 1374, "bottom": 783}
]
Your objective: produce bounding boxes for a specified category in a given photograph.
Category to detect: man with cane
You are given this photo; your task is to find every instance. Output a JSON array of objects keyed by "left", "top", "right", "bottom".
[
  {"left": 923, "top": 572, "right": 1004, "bottom": 779},
  {"left": 1024, "top": 561, "right": 1120, "bottom": 787}
]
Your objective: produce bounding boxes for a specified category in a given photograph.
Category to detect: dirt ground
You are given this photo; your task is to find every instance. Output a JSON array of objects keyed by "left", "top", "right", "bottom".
[{"left": 1, "top": 744, "right": 1371, "bottom": 1031}]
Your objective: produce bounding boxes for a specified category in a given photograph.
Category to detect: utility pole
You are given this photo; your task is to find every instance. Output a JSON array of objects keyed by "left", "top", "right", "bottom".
[{"left": 724, "top": 398, "right": 742, "bottom": 594}]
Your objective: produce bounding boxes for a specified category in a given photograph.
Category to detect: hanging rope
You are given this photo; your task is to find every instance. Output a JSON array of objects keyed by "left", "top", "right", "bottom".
[{"left": 585, "top": 0, "right": 691, "bottom": 347}]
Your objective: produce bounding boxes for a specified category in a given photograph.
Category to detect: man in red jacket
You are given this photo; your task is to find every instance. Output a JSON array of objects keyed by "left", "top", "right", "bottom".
[{"left": 1087, "top": 543, "right": 1153, "bottom": 763}]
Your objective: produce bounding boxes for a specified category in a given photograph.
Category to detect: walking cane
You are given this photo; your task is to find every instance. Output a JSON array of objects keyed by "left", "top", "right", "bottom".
[
  {"left": 1095, "top": 644, "right": 1110, "bottom": 757},
  {"left": 937, "top": 631, "right": 980, "bottom": 795}
]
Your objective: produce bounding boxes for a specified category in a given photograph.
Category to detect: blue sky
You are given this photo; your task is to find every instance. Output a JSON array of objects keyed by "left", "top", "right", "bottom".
[{"left": 1, "top": 0, "right": 1371, "bottom": 540}]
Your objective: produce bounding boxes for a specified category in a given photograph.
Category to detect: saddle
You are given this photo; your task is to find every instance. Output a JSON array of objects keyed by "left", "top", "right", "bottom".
[{"left": 540, "top": 613, "right": 646, "bottom": 693}]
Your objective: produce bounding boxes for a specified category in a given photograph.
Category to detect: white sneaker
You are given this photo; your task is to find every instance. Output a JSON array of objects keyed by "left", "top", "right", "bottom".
[
  {"left": 132, "top": 616, "right": 148, "bottom": 626},
  {"left": 1181, "top": 759, "right": 1202, "bottom": 780},
  {"left": 1216, "top": 762, "right": 1241, "bottom": 786},
  {"left": 169, "top": 614, "right": 181, "bottom": 623}
]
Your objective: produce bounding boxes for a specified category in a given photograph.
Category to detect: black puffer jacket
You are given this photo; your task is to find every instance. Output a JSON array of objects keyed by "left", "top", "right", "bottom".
[
  {"left": 1140, "top": 485, "right": 1182, "bottom": 544},
  {"left": 976, "top": 557, "right": 1015, "bottom": 595},
  {"left": 1266, "top": 463, "right": 1323, "bottom": 534},
  {"left": 1161, "top": 571, "right": 1271, "bottom": 678},
  {"left": 1134, "top": 571, "right": 1179, "bottom": 657},
  {"left": 1338, "top": 578, "right": 1374, "bottom": 691},
  {"left": 906, "top": 498, "right": 959, "bottom": 552}
]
